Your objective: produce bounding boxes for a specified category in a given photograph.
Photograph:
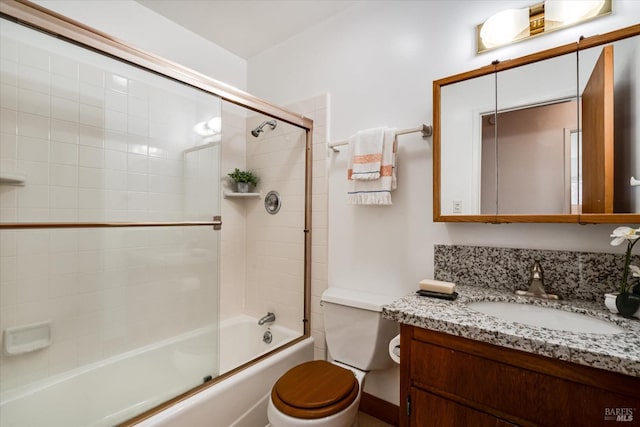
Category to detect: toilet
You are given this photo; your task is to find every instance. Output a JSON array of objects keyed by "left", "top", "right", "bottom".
[{"left": 267, "top": 287, "right": 399, "bottom": 427}]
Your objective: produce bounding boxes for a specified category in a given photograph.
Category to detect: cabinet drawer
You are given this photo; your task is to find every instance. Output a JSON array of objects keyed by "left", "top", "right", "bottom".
[
  {"left": 411, "top": 387, "right": 515, "bottom": 427},
  {"left": 410, "top": 340, "right": 639, "bottom": 426}
]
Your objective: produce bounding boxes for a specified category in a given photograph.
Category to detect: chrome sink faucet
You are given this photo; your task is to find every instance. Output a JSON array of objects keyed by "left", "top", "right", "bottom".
[
  {"left": 258, "top": 312, "right": 276, "bottom": 325},
  {"left": 515, "top": 261, "right": 561, "bottom": 300}
]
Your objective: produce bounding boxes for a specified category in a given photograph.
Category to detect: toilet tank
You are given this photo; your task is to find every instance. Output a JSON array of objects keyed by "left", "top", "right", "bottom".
[{"left": 321, "top": 288, "right": 400, "bottom": 371}]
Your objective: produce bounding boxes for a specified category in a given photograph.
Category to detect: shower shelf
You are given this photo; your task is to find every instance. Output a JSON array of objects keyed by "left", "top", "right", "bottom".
[
  {"left": 0, "top": 172, "right": 26, "bottom": 186},
  {"left": 223, "top": 191, "right": 261, "bottom": 199}
]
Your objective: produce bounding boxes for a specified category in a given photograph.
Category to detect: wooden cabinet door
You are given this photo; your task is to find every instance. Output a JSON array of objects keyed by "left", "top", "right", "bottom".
[
  {"left": 582, "top": 44, "right": 614, "bottom": 213},
  {"left": 411, "top": 388, "right": 515, "bottom": 427}
]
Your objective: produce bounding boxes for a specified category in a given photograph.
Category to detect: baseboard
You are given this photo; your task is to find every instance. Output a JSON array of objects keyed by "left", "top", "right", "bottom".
[{"left": 359, "top": 392, "right": 399, "bottom": 426}]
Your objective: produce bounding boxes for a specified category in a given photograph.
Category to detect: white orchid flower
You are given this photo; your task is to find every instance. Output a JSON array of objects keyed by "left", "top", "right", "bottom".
[
  {"left": 629, "top": 265, "right": 640, "bottom": 277},
  {"left": 610, "top": 226, "right": 640, "bottom": 246}
]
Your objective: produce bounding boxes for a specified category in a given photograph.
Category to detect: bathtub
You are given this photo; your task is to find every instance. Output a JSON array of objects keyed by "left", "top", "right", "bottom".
[{"left": 0, "top": 315, "right": 312, "bottom": 427}]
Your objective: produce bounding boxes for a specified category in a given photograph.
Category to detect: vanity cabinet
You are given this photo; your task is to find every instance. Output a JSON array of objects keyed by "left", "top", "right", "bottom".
[{"left": 399, "top": 324, "right": 640, "bottom": 426}]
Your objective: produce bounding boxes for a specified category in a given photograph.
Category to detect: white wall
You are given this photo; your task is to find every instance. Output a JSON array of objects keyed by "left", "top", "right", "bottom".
[
  {"left": 249, "top": 0, "right": 640, "bottom": 302},
  {"left": 248, "top": 0, "right": 640, "bottom": 405},
  {"left": 33, "top": 0, "right": 247, "bottom": 91}
]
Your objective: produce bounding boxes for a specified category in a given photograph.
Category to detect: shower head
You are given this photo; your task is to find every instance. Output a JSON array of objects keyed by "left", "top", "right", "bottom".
[{"left": 251, "top": 120, "right": 277, "bottom": 137}]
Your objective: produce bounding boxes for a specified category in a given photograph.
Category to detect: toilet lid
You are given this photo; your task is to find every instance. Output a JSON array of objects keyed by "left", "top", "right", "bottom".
[{"left": 272, "top": 360, "right": 359, "bottom": 419}]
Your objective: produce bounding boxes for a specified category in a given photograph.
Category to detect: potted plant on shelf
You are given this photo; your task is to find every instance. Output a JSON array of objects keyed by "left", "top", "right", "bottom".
[
  {"left": 227, "top": 168, "right": 259, "bottom": 193},
  {"left": 607, "top": 226, "right": 640, "bottom": 318}
]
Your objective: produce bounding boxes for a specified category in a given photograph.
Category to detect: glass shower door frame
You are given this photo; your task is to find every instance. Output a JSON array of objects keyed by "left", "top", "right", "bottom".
[{"left": 0, "top": 0, "right": 314, "bottom": 424}]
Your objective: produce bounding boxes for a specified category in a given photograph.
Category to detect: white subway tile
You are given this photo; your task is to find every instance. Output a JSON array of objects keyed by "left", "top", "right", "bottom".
[
  {"left": 79, "top": 104, "right": 103, "bottom": 128},
  {"left": 17, "top": 112, "right": 49, "bottom": 139},
  {"left": 17, "top": 185, "right": 48, "bottom": 209},
  {"left": 0, "top": 108, "right": 17, "bottom": 134},
  {"left": 50, "top": 186, "right": 78, "bottom": 209},
  {"left": 49, "top": 209, "right": 78, "bottom": 222},
  {"left": 0, "top": 38, "right": 18, "bottom": 62},
  {"left": 105, "top": 190, "right": 127, "bottom": 210},
  {"left": 17, "top": 136, "right": 48, "bottom": 162},
  {"left": 0, "top": 83, "right": 17, "bottom": 109},
  {"left": 18, "top": 64, "right": 49, "bottom": 94},
  {"left": 0, "top": 257, "right": 16, "bottom": 283},
  {"left": 107, "top": 74, "right": 128, "bottom": 94},
  {"left": 127, "top": 173, "right": 147, "bottom": 192},
  {"left": 50, "top": 163, "right": 77, "bottom": 187},
  {"left": 16, "top": 231, "right": 49, "bottom": 256},
  {"left": 79, "top": 64, "right": 104, "bottom": 87},
  {"left": 0, "top": 132, "right": 17, "bottom": 159},
  {"left": 105, "top": 149, "right": 127, "bottom": 171},
  {"left": 127, "top": 153, "right": 147, "bottom": 174},
  {"left": 0, "top": 58, "right": 18, "bottom": 87},
  {"left": 78, "top": 145, "right": 104, "bottom": 169},
  {"left": 128, "top": 81, "right": 148, "bottom": 99},
  {"left": 17, "top": 208, "right": 48, "bottom": 222},
  {"left": 49, "top": 230, "right": 78, "bottom": 253},
  {"left": 79, "top": 124, "right": 104, "bottom": 148},
  {"left": 50, "top": 141, "right": 78, "bottom": 166},
  {"left": 50, "top": 119, "right": 78, "bottom": 145},
  {"left": 77, "top": 209, "right": 105, "bottom": 222},
  {"left": 105, "top": 90, "right": 127, "bottom": 113},
  {"left": 78, "top": 188, "right": 105, "bottom": 209},
  {"left": 128, "top": 96, "right": 148, "bottom": 118},
  {"left": 78, "top": 166, "right": 105, "bottom": 189},
  {"left": 128, "top": 116, "right": 148, "bottom": 137},
  {"left": 51, "top": 96, "right": 78, "bottom": 122},
  {"left": 105, "top": 169, "right": 127, "bottom": 190},
  {"left": 16, "top": 254, "right": 48, "bottom": 303},
  {"left": 0, "top": 281, "right": 17, "bottom": 308},
  {"left": 79, "top": 82, "right": 104, "bottom": 107},
  {"left": 48, "top": 339, "right": 79, "bottom": 375},
  {"left": 77, "top": 250, "right": 103, "bottom": 273},
  {"left": 105, "top": 109, "right": 127, "bottom": 132},
  {"left": 0, "top": 208, "right": 17, "bottom": 222},
  {"left": 127, "top": 191, "right": 148, "bottom": 211},
  {"left": 18, "top": 44, "right": 49, "bottom": 72},
  {"left": 50, "top": 55, "right": 78, "bottom": 79},
  {"left": 104, "top": 131, "right": 127, "bottom": 152},
  {"left": 51, "top": 74, "right": 78, "bottom": 101},
  {"left": 0, "top": 187, "right": 17, "bottom": 209},
  {"left": 0, "top": 231, "right": 17, "bottom": 257}
]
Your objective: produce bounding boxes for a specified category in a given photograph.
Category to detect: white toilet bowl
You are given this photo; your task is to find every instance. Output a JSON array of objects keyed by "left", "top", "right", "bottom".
[
  {"left": 267, "top": 361, "right": 365, "bottom": 427},
  {"left": 267, "top": 288, "right": 399, "bottom": 427}
]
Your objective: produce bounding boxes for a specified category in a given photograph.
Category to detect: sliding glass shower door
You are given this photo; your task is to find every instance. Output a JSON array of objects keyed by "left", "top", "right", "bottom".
[{"left": 0, "top": 16, "right": 221, "bottom": 426}]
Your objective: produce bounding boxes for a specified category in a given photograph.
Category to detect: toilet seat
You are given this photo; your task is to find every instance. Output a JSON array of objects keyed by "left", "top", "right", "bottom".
[{"left": 271, "top": 360, "right": 359, "bottom": 420}]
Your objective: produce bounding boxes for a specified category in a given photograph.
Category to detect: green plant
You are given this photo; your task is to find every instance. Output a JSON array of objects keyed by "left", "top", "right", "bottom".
[{"left": 227, "top": 168, "right": 259, "bottom": 186}]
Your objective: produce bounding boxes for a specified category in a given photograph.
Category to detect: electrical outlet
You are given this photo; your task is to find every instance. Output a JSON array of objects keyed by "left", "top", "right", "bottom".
[{"left": 452, "top": 200, "right": 462, "bottom": 213}]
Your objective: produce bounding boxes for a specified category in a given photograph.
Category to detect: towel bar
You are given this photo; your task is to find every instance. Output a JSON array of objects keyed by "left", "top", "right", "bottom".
[{"left": 327, "top": 124, "right": 432, "bottom": 152}]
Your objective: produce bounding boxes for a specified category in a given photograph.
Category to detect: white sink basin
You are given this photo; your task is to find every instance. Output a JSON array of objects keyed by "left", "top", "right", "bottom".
[{"left": 468, "top": 301, "right": 625, "bottom": 334}]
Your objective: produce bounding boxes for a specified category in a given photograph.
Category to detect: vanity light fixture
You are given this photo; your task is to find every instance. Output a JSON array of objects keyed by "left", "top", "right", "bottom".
[{"left": 476, "top": 0, "right": 611, "bottom": 53}]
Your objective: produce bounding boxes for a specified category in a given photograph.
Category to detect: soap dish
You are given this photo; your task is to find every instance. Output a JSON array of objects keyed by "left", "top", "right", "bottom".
[{"left": 416, "top": 290, "right": 458, "bottom": 301}]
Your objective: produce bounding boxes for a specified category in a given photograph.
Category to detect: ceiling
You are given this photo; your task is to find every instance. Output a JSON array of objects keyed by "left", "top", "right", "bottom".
[{"left": 136, "top": 0, "right": 359, "bottom": 59}]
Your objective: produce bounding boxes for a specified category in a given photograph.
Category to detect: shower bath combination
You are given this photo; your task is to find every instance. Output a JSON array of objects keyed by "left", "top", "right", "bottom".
[{"left": 251, "top": 120, "right": 277, "bottom": 137}]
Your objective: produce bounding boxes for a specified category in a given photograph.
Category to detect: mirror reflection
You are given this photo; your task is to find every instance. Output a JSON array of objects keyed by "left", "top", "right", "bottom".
[{"left": 436, "top": 26, "right": 640, "bottom": 222}]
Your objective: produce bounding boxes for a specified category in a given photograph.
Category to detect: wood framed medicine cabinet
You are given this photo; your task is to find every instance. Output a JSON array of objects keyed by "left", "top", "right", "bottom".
[{"left": 433, "top": 24, "right": 640, "bottom": 224}]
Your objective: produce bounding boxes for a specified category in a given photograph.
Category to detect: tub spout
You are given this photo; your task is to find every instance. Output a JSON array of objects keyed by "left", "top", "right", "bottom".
[{"left": 258, "top": 312, "right": 276, "bottom": 325}]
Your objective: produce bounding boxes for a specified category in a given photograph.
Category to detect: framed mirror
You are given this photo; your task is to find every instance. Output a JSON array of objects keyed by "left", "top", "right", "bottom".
[{"left": 434, "top": 24, "right": 640, "bottom": 223}]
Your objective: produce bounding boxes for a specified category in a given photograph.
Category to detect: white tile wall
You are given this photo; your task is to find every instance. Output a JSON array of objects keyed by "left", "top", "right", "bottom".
[
  {"left": 0, "top": 20, "right": 222, "bottom": 392},
  {"left": 216, "top": 94, "right": 328, "bottom": 362}
]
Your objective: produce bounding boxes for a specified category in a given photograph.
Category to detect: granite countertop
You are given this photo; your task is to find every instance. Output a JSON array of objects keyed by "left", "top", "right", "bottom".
[{"left": 382, "top": 284, "right": 640, "bottom": 377}]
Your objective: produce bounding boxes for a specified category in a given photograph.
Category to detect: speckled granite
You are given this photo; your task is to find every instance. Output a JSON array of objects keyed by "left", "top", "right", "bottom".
[
  {"left": 383, "top": 285, "right": 640, "bottom": 377},
  {"left": 434, "top": 244, "right": 639, "bottom": 302}
]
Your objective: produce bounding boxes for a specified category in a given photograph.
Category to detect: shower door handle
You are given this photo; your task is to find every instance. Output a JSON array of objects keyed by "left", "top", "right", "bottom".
[{"left": 213, "top": 215, "right": 222, "bottom": 230}]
